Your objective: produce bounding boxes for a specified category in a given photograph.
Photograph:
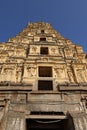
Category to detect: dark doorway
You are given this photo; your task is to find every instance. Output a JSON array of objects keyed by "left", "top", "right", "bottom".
[
  {"left": 26, "top": 118, "right": 69, "bottom": 130},
  {"left": 39, "top": 66, "right": 52, "bottom": 77},
  {"left": 26, "top": 112, "right": 75, "bottom": 130},
  {"left": 38, "top": 80, "right": 53, "bottom": 90}
]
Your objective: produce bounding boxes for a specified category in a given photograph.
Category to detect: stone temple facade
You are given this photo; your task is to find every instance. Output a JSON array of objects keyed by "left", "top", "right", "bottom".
[{"left": 0, "top": 22, "right": 87, "bottom": 130}]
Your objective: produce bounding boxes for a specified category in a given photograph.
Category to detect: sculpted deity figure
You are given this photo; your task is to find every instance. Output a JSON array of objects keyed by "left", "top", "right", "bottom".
[
  {"left": 16, "top": 71, "right": 22, "bottom": 82},
  {"left": 31, "top": 47, "right": 37, "bottom": 54},
  {"left": 54, "top": 66, "right": 66, "bottom": 78},
  {"left": 73, "top": 64, "right": 87, "bottom": 83},
  {"left": 59, "top": 48, "right": 64, "bottom": 57},
  {"left": 76, "top": 69, "right": 85, "bottom": 82},
  {"left": 65, "top": 48, "right": 73, "bottom": 57},
  {"left": 27, "top": 66, "right": 36, "bottom": 77},
  {"left": 16, "top": 67, "right": 22, "bottom": 82},
  {"left": 51, "top": 47, "right": 56, "bottom": 54},
  {"left": 67, "top": 71, "right": 75, "bottom": 83}
]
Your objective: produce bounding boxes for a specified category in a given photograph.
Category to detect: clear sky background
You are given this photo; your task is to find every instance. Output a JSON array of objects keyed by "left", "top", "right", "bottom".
[{"left": 0, "top": 0, "right": 87, "bottom": 52}]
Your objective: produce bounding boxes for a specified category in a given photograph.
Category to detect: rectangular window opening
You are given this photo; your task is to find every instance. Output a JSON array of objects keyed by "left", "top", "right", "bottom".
[
  {"left": 40, "top": 37, "right": 46, "bottom": 41},
  {"left": 26, "top": 118, "right": 70, "bottom": 130},
  {"left": 38, "top": 80, "right": 53, "bottom": 90},
  {"left": 39, "top": 66, "right": 52, "bottom": 77},
  {"left": 40, "top": 47, "right": 48, "bottom": 55}
]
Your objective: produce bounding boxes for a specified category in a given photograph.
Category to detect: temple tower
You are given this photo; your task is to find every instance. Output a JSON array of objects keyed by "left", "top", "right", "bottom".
[{"left": 0, "top": 22, "right": 87, "bottom": 130}]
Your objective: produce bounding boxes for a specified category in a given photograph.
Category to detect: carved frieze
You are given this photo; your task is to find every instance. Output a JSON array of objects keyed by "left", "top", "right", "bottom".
[
  {"left": 16, "top": 66, "right": 22, "bottom": 83},
  {"left": 54, "top": 64, "right": 69, "bottom": 83},
  {"left": 29, "top": 45, "right": 39, "bottom": 55},
  {"left": 67, "top": 70, "right": 75, "bottom": 83},
  {"left": 72, "top": 64, "right": 87, "bottom": 83},
  {"left": 14, "top": 46, "right": 26, "bottom": 57},
  {"left": 64, "top": 47, "right": 73, "bottom": 58},
  {"left": 49, "top": 46, "right": 60, "bottom": 55},
  {"left": 34, "top": 36, "right": 39, "bottom": 42},
  {"left": 0, "top": 64, "right": 16, "bottom": 82},
  {"left": 23, "top": 64, "right": 37, "bottom": 78},
  {"left": 75, "top": 45, "right": 83, "bottom": 53},
  {"left": 21, "top": 38, "right": 29, "bottom": 44},
  {"left": 58, "top": 39, "right": 67, "bottom": 45},
  {"left": 0, "top": 51, "right": 9, "bottom": 62}
]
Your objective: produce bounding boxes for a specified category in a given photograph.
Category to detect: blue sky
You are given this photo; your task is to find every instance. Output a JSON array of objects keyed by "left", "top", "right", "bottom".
[{"left": 0, "top": 0, "right": 87, "bottom": 52}]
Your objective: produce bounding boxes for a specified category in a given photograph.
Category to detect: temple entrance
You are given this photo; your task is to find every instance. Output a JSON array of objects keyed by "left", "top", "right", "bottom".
[
  {"left": 26, "top": 112, "right": 75, "bottom": 130},
  {"left": 26, "top": 118, "right": 68, "bottom": 130}
]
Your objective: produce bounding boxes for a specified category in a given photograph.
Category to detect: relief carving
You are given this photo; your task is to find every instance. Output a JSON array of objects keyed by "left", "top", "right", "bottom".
[
  {"left": 67, "top": 71, "right": 75, "bottom": 83},
  {"left": 50, "top": 47, "right": 59, "bottom": 55},
  {"left": 58, "top": 40, "right": 65, "bottom": 45},
  {"left": 32, "top": 46, "right": 37, "bottom": 53},
  {"left": 73, "top": 64, "right": 87, "bottom": 83},
  {"left": 0, "top": 64, "right": 16, "bottom": 82},
  {"left": 59, "top": 48, "right": 64, "bottom": 57},
  {"left": 54, "top": 65, "right": 68, "bottom": 79},
  {"left": 23, "top": 64, "right": 37, "bottom": 78},
  {"left": 0, "top": 67, "right": 4, "bottom": 82},
  {"left": 0, "top": 51, "right": 9, "bottom": 62},
  {"left": 0, "top": 57, "right": 6, "bottom": 62},
  {"left": 15, "top": 49, "right": 26, "bottom": 57},
  {"left": 30, "top": 46, "right": 38, "bottom": 54},
  {"left": 16, "top": 66, "right": 22, "bottom": 82},
  {"left": 4, "top": 68, "right": 16, "bottom": 82},
  {"left": 34, "top": 36, "right": 39, "bottom": 42},
  {"left": 51, "top": 47, "right": 56, "bottom": 54},
  {"left": 76, "top": 69, "right": 85, "bottom": 82},
  {"left": 41, "top": 57, "right": 48, "bottom": 62},
  {"left": 64, "top": 48, "right": 73, "bottom": 58},
  {"left": 27, "top": 66, "right": 36, "bottom": 77},
  {"left": 21, "top": 38, "right": 29, "bottom": 44},
  {"left": 6, "top": 69, "right": 12, "bottom": 78}
]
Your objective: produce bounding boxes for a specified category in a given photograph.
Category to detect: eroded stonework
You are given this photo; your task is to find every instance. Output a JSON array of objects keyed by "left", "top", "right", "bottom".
[{"left": 0, "top": 22, "right": 87, "bottom": 130}]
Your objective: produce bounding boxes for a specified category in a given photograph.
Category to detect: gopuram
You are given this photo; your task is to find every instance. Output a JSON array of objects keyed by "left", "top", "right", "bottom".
[{"left": 0, "top": 22, "right": 87, "bottom": 130}]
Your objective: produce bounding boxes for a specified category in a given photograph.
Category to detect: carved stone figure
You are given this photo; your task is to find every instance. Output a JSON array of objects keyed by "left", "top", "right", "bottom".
[
  {"left": 76, "top": 69, "right": 86, "bottom": 82},
  {"left": 27, "top": 67, "right": 36, "bottom": 77},
  {"left": 16, "top": 67, "right": 22, "bottom": 82},
  {"left": 64, "top": 48, "right": 73, "bottom": 58},
  {"left": 30, "top": 46, "right": 37, "bottom": 54},
  {"left": 54, "top": 66, "right": 67, "bottom": 79},
  {"left": 51, "top": 47, "right": 56, "bottom": 54},
  {"left": 67, "top": 71, "right": 75, "bottom": 83}
]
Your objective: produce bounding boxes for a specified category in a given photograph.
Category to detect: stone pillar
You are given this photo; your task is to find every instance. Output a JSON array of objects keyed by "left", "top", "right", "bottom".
[
  {"left": 3, "top": 111, "right": 25, "bottom": 130},
  {"left": 71, "top": 112, "right": 87, "bottom": 130}
]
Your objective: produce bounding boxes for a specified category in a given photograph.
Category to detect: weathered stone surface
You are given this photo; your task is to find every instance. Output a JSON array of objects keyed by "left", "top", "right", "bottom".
[{"left": 0, "top": 22, "right": 87, "bottom": 130}]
